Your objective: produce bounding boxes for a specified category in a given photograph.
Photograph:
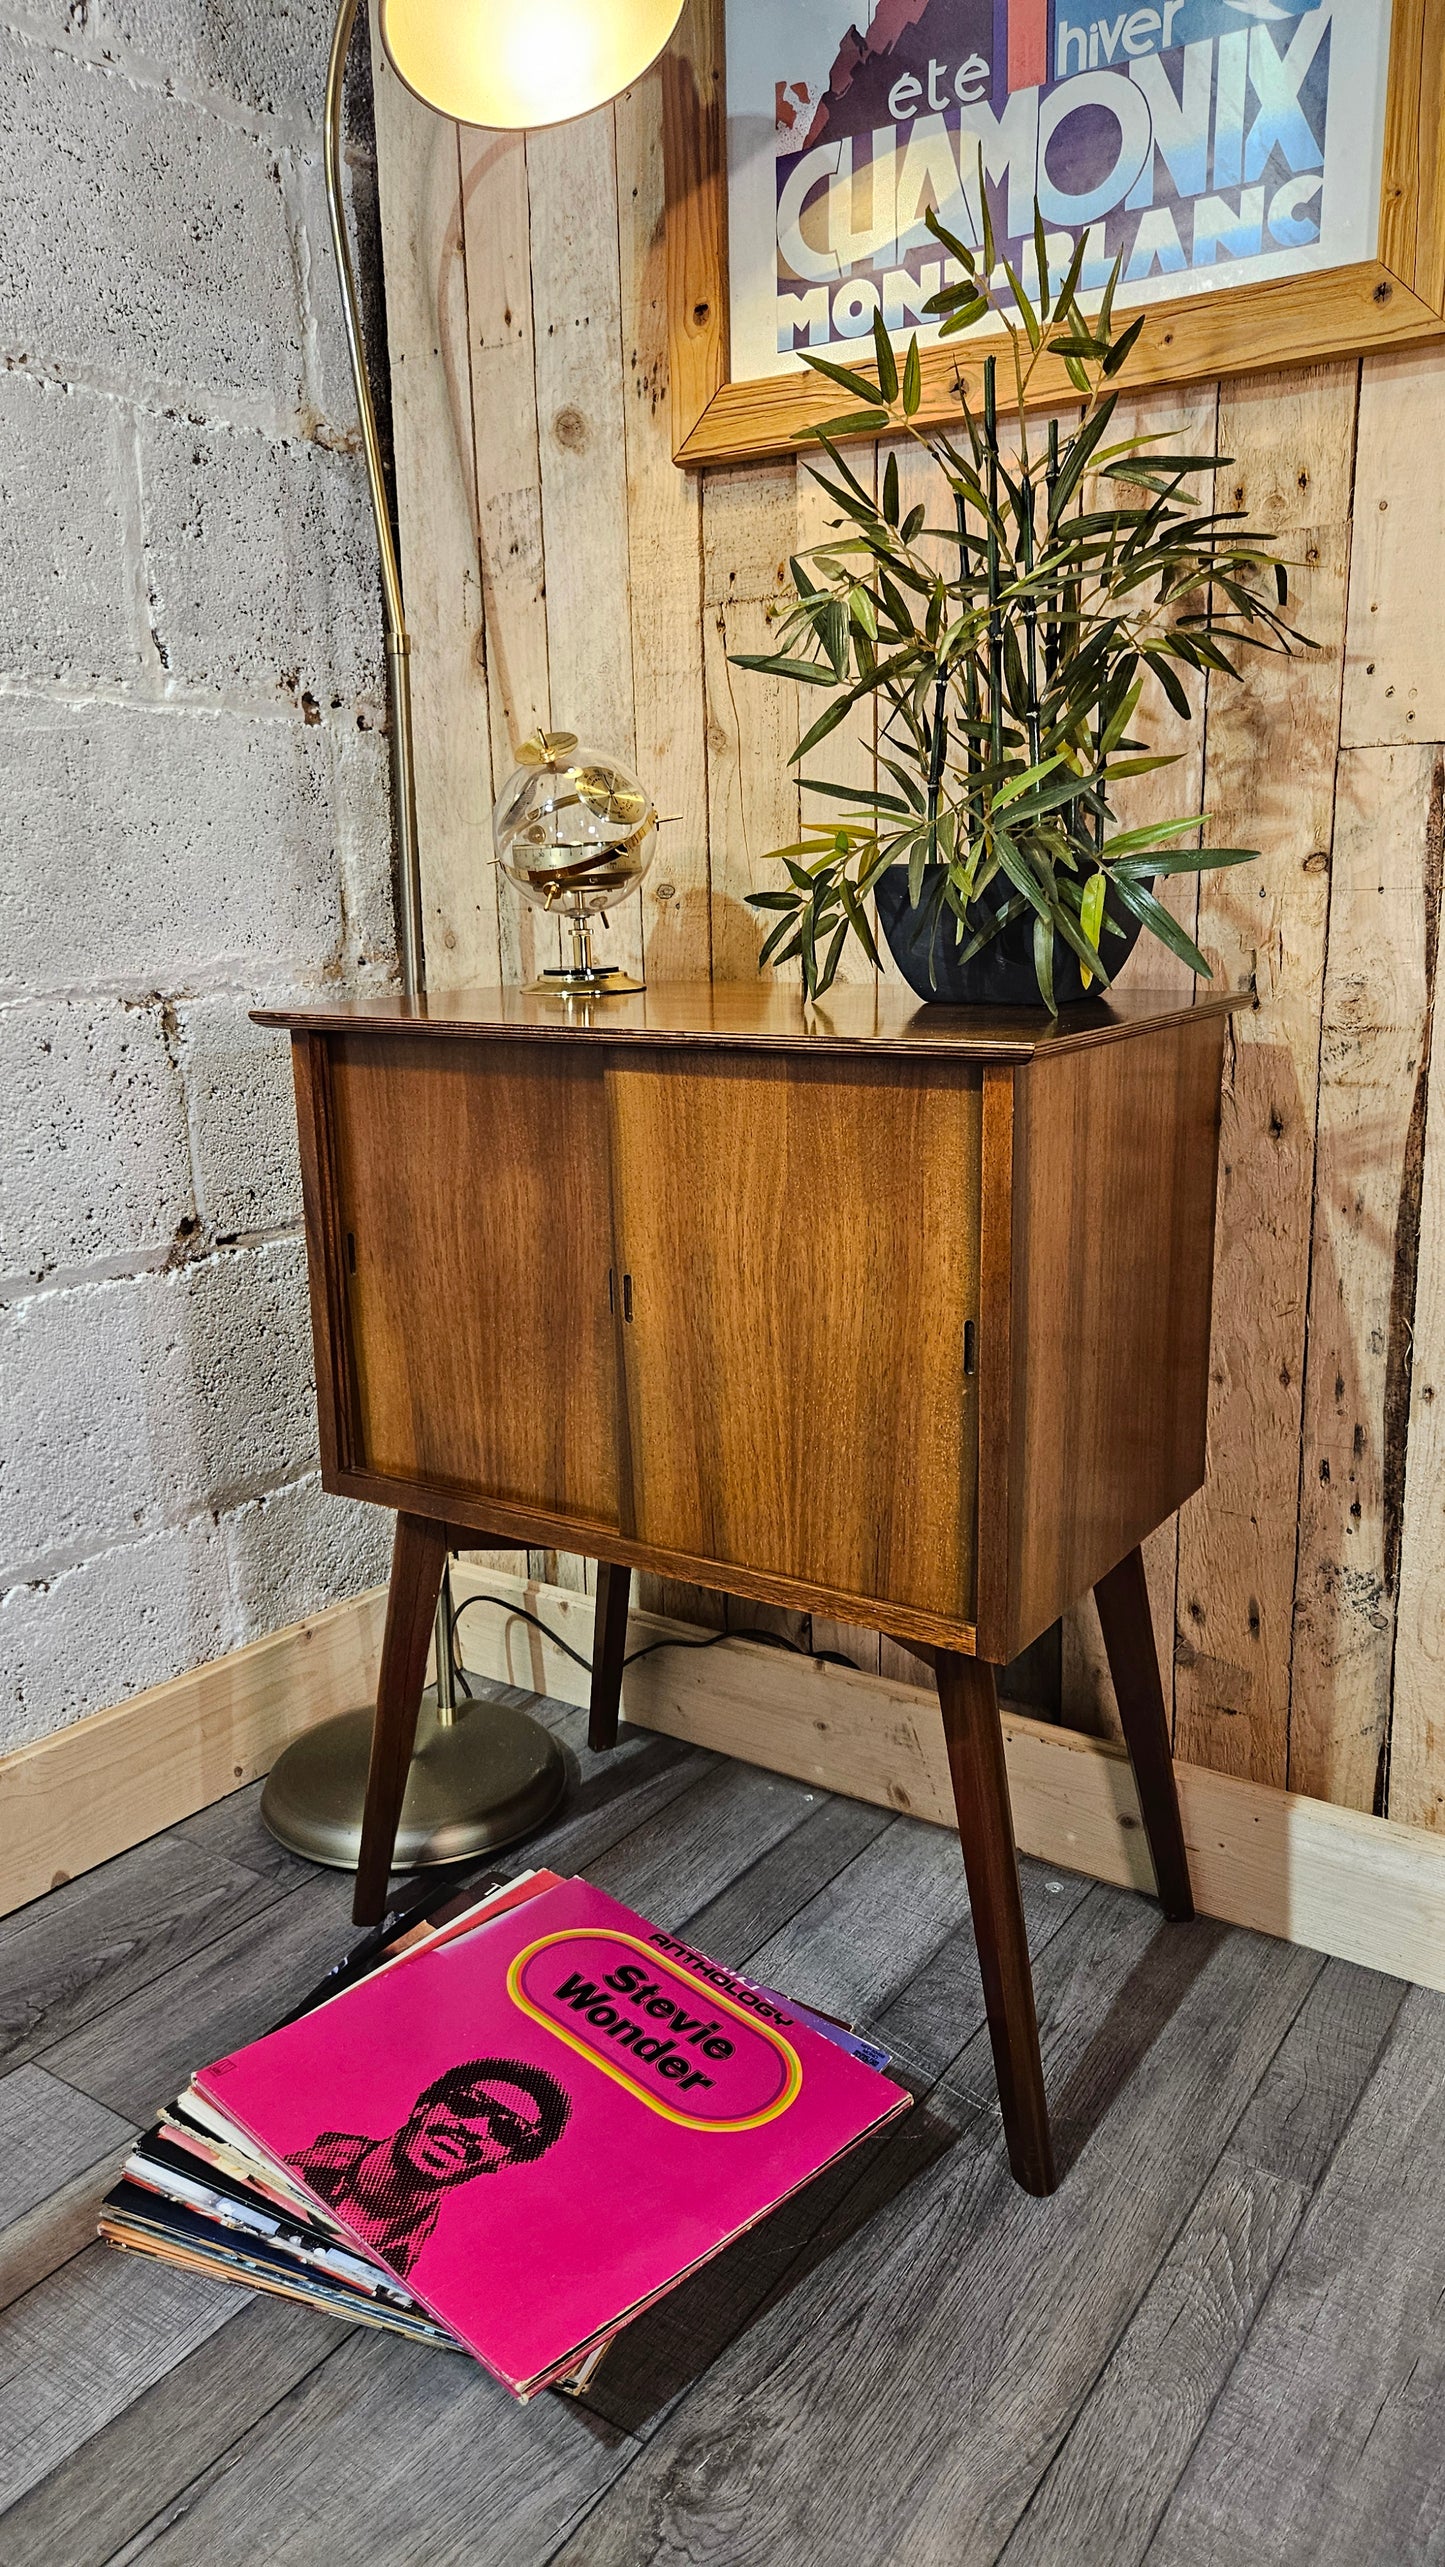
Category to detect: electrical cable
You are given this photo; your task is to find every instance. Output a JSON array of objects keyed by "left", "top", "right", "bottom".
[{"left": 449, "top": 1591, "right": 863, "bottom": 1682}]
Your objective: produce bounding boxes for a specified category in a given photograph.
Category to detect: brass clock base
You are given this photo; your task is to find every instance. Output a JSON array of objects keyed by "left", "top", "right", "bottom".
[
  {"left": 527, "top": 967, "right": 646, "bottom": 996},
  {"left": 260, "top": 1687, "right": 567, "bottom": 1873}
]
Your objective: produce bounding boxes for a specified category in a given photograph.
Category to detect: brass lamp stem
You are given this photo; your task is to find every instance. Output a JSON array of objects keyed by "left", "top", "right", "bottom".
[
  {"left": 324, "top": 0, "right": 425, "bottom": 1003},
  {"left": 267, "top": 0, "right": 569, "bottom": 1876},
  {"left": 324, "top": 0, "right": 455, "bottom": 1750}
]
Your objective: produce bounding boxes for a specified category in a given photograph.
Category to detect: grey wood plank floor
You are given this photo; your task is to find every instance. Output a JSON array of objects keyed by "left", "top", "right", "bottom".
[{"left": 0, "top": 1677, "right": 1435, "bottom": 2567}]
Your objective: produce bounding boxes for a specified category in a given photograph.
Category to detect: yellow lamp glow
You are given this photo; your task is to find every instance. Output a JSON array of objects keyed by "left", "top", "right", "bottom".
[{"left": 379, "top": 0, "right": 685, "bottom": 129}]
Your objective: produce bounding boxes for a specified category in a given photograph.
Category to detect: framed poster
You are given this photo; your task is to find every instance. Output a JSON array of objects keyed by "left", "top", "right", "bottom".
[{"left": 662, "top": 0, "right": 1445, "bottom": 464}]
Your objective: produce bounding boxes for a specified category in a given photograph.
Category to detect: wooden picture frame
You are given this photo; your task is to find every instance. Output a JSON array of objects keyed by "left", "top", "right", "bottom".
[{"left": 663, "top": 0, "right": 1445, "bottom": 469}]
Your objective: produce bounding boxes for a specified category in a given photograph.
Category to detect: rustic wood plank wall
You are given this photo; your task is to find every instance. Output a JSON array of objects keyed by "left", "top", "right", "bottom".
[{"left": 369, "top": 25, "right": 1445, "bottom": 1829}]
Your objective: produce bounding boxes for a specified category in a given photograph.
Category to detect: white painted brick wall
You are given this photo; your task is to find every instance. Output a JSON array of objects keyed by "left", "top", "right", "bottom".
[
  {"left": 1, "top": 997, "right": 195, "bottom": 1280},
  {"left": 0, "top": 699, "right": 347, "bottom": 987},
  {"left": 0, "top": 34, "right": 311, "bottom": 415},
  {"left": 172, "top": 992, "right": 304, "bottom": 1237},
  {"left": 139, "top": 413, "right": 382, "bottom": 704},
  {"left": 0, "top": 374, "right": 148, "bottom": 683},
  {"left": 0, "top": 1522, "right": 235, "bottom": 1753},
  {"left": 1, "top": 0, "right": 397, "bottom": 1753}
]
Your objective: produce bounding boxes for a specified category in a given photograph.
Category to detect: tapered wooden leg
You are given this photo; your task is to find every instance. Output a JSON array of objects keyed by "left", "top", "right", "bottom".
[
  {"left": 936, "top": 1651, "right": 1056, "bottom": 2196},
  {"left": 588, "top": 1561, "right": 632, "bottom": 1753},
  {"left": 353, "top": 1513, "right": 450, "bottom": 1926},
  {"left": 1094, "top": 1545, "right": 1195, "bottom": 1923}
]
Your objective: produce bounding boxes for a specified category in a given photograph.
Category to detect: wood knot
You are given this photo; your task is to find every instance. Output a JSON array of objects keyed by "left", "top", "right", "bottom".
[{"left": 553, "top": 405, "right": 589, "bottom": 451}]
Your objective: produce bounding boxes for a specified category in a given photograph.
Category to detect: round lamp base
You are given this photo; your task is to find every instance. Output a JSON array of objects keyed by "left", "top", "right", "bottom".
[{"left": 260, "top": 1688, "right": 568, "bottom": 1873}]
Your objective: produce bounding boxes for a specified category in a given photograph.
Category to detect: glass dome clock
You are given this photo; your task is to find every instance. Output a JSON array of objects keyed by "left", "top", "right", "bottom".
[{"left": 493, "top": 730, "right": 657, "bottom": 994}]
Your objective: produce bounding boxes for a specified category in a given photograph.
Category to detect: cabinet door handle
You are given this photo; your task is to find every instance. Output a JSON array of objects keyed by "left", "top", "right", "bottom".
[
  {"left": 964, "top": 1318, "right": 976, "bottom": 1375},
  {"left": 622, "top": 1273, "right": 635, "bottom": 1323}
]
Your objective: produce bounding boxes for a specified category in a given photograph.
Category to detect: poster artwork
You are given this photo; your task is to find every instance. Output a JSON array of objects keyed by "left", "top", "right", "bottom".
[{"left": 725, "top": 0, "right": 1392, "bottom": 380}]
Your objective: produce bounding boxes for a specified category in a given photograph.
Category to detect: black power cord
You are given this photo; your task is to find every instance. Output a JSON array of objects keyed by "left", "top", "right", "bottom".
[{"left": 449, "top": 1590, "right": 864, "bottom": 1686}]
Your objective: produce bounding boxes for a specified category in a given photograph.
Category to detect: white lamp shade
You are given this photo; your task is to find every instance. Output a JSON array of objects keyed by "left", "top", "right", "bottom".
[{"left": 379, "top": 0, "right": 685, "bottom": 128}]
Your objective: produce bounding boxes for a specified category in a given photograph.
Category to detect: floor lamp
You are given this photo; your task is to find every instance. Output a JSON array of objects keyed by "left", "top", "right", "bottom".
[{"left": 260, "top": 0, "right": 685, "bottom": 1873}]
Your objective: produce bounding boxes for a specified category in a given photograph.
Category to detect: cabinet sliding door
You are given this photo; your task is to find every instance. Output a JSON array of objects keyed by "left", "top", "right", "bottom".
[
  {"left": 328, "top": 1033, "right": 620, "bottom": 1526},
  {"left": 607, "top": 1052, "right": 981, "bottom": 1622}
]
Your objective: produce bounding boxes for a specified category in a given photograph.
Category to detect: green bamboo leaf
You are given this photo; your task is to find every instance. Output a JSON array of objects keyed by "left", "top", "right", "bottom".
[
  {"left": 791, "top": 646, "right": 922, "bottom": 763},
  {"left": 1100, "top": 813, "right": 1206, "bottom": 854},
  {"left": 871, "top": 309, "right": 899, "bottom": 403},
  {"left": 991, "top": 833, "right": 1052, "bottom": 923},
  {"left": 996, "top": 775, "right": 1093, "bottom": 826},
  {"left": 975, "top": 145, "right": 996, "bottom": 273},
  {"left": 799, "top": 889, "right": 825, "bottom": 994},
  {"left": 848, "top": 585, "right": 878, "bottom": 639},
  {"left": 1033, "top": 204, "right": 1052, "bottom": 321},
  {"left": 1048, "top": 394, "right": 1120, "bottom": 523},
  {"left": 922, "top": 278, "right": 986, "bottom": 315},
  {"left": 802, "top": 776, "right": 909, "bottom": 813},
  {"left": 1099, "top": 673, "right": 1143, "bottom": 755},
  {"left": 1109, "top": 873, "right": 1212, "bottom": 975},
  {"left": 907, "top": 830, "right": 928, "bottom": 908},
  {"left": 1142, "top": 647, "right": 1192, "bottom": 719},
  {"left": 1051, "top": 229, "right": 1089, "bottom": 333},
  {"left": 1110, "top": 846, "right": 1257, "bottom": 877},
  {"left": 800, "top": 351, "right": 888, "bottom": 405},
  {"left": 758, "top": 909, "right": 802, "bottom": 965},
  {"left": 1102, "top": 311, "right": 1147, "bottom": 378},
  {"left": 923, "top": 202, "right": 978, "bottom": 273},
  {"left": 807, "top": 434, "right": 878, "bottom": 505},
  {"left": 1003, "top": 260, "right": 1041, "bottom": 351},
  {"left": 937, "top": 298, "right": 992, "bottom": 337},
  {"left": 1034, "top": 911, "right": 1057, "bottom": 1013},
  {"left": 797, "top": 471, "right": 881, "bottom": 527},
  {"left": 992, "top": 752, "right": 1067, "bottom": 809},
  {"left": 1080, "top": 867, "right": 1106, "bottom": 957},
  {"left": 815, "top": 916, "right": 850, "bottom": 996},
  {"left": 1051, "top": 894, "right": 1116, "bottom": 987},
  {"left": 728, "top": 652, "right": 837, "bottom": 685},
  {"left": 902, "top": 335, "right": 922, "bottom": 416},
  {"left": 879, "top": 754, "right": 927, "bottom": 811},
  {"left": 882, "top": 449, "right": 899, "bottom": 526},
  {"left": 838, "top": 875, "right": 882, "bottom": 969},
  {"left": 800, "top": 408, "right": 892, "bottom": 442}
]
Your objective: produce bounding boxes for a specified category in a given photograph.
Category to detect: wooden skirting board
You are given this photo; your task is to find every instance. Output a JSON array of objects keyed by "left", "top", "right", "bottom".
[
  {"left": 0, "top": 1588, "right": 388, "bottom": 1919},
  {"left": 5, "top": 1565, "right": 1444, "bottom": 1998}
]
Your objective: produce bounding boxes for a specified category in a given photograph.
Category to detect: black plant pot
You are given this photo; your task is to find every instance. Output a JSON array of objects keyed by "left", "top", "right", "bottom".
[{"left": 873, "top": 863, "right": 1147, "bottom": 1008}]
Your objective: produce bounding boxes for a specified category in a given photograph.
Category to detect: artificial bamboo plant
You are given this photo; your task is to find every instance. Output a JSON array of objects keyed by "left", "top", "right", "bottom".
[{"left": 733, "top": 186, "right": 1308, "bottom": 1007}]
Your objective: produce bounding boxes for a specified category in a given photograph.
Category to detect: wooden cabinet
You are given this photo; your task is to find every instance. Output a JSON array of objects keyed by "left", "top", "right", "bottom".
[{"left": 262, "top": 981, "right": 1238, "bottom": 2195}]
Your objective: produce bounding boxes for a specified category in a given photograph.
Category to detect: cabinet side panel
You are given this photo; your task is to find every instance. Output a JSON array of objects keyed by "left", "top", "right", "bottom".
[
  {"left": 291, "top": 1032, "right": 356, "bottom": 1478},
  {"left": 974, "top": 1064, "right": 1017, "bottom": 1662},
  {"left": 328, "top": 1033, "right": 620, "bottom": 1525},
  {"left": 1007, "top": 1015, "right": 1226, "bottom": 1656},
  {"left": 608, "top": 1053, "right": 981, "bottom": 1621}
]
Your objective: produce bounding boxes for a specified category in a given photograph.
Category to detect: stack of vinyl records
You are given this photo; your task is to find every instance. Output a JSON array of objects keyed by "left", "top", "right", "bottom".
[
  {"left": 100, "top": 1865, "right": 907, "bottom": 2401},
  {"left": 100, "top": 1871, "right": 537, "bottom": 2354}
]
